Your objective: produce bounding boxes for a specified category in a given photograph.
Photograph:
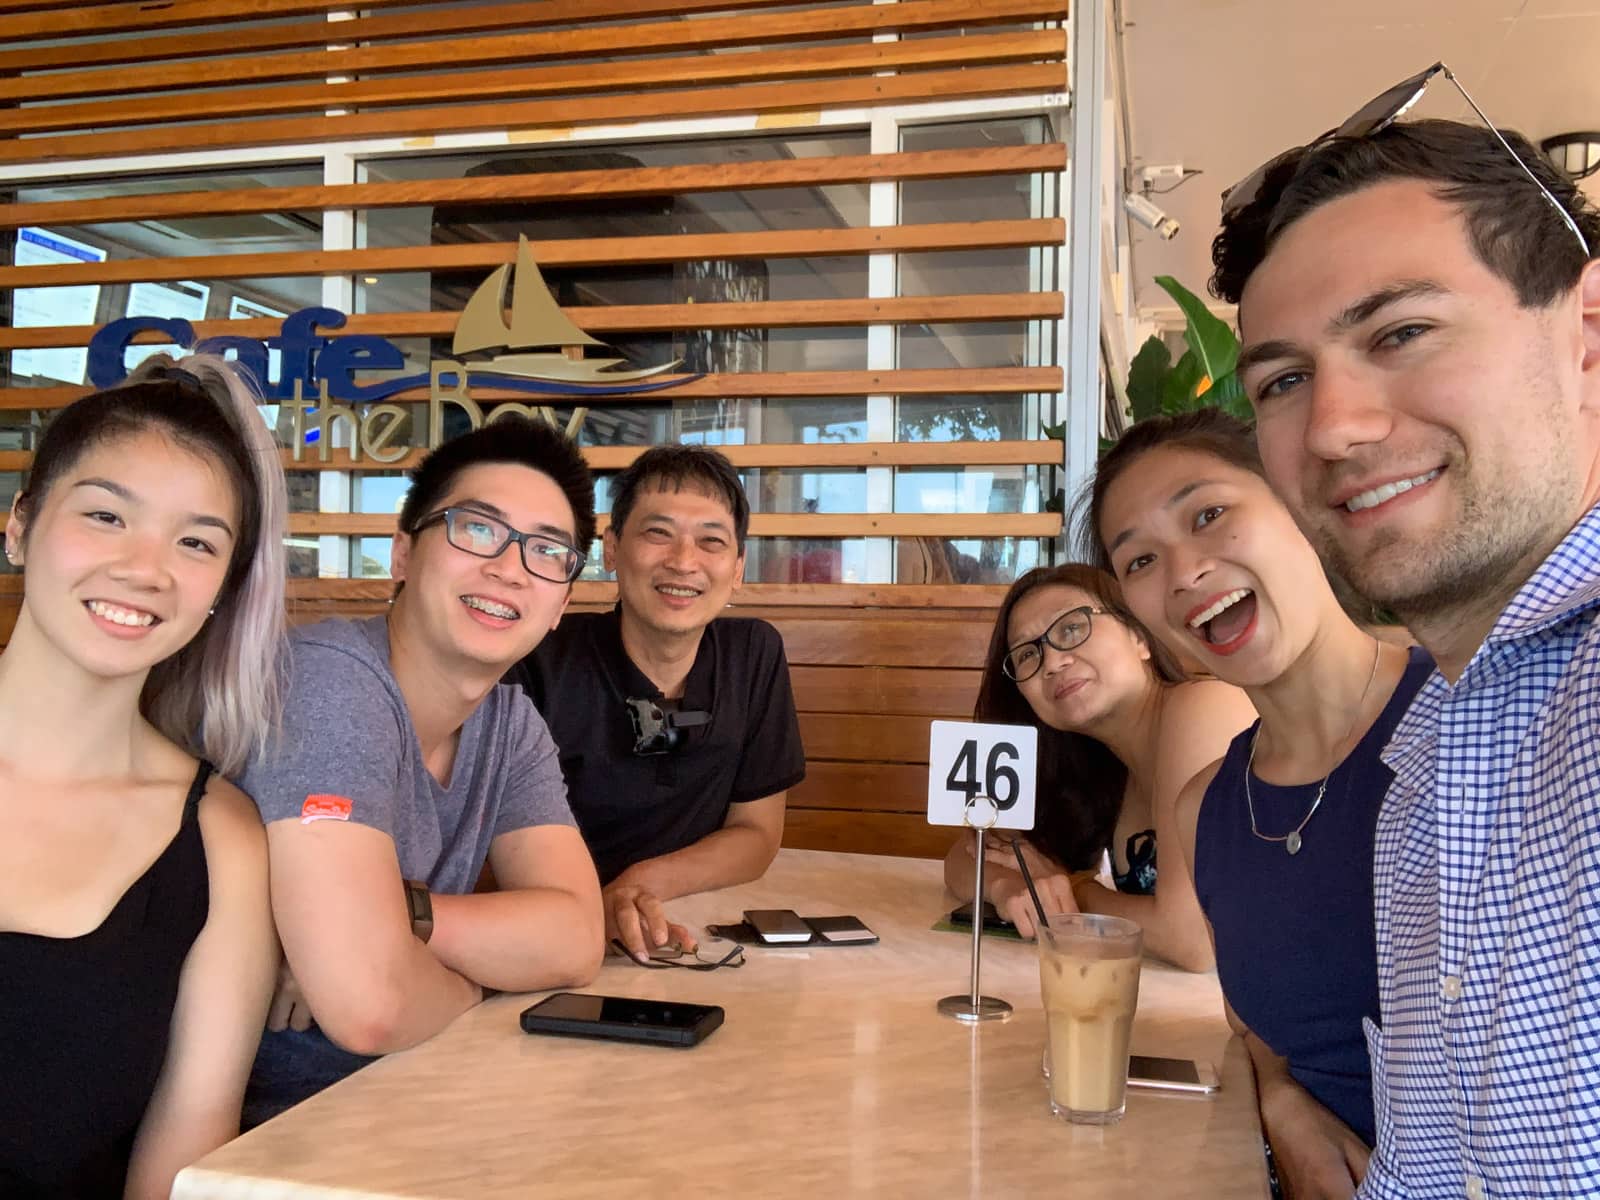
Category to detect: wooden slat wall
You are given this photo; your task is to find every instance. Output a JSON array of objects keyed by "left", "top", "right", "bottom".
[
  {"left": 0, "top": 144, "right": 1066, "bottom": 228},
  {"left": 0, "top": 0, "right": 1068, "bottom": 858},
  {"left": 0, "top": 293, "right": 1062, "bottom": 351},
  {"left": 0, "top": 0, "right": 1068, "bottom": 165}
]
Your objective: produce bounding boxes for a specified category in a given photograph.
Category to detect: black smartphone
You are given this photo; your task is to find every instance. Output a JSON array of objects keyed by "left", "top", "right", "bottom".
[
  {"left": 519, "top": 993, "right": 724, "bottom": 1048},
  {"left": 948, "top": 900, "right": 1016, "bottom": 932},
  {"left": 744, "top": 908, "right": 813, "bottom": 944}
]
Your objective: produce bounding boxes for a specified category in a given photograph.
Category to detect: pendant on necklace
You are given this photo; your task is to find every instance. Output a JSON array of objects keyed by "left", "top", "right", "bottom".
[{"left": 1285, "top": 831, "right": 1303, "bottom": 856}]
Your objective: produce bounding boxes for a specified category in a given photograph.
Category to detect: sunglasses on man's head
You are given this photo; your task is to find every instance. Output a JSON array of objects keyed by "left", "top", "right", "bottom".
[{"left": 1221, "top": 61, "right": 1590, "bottom": 257}]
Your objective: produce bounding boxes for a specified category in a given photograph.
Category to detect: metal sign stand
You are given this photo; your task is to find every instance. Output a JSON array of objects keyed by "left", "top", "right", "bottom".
[{"left": 937, "top": 794, "right": 1013, "bottom": 1023}]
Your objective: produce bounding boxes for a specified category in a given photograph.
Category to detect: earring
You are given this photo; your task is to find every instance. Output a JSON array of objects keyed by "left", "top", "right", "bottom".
[{"left": 207, "top": 607, "right": 216, "bottom": 617}]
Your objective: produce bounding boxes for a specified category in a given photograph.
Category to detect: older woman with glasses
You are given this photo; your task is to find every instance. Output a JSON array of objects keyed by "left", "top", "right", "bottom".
[{"left": 943, "top": 564, "right": 1255, "bottom": 968}]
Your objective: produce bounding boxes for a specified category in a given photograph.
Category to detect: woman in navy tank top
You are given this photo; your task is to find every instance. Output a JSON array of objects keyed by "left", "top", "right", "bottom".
[
  {"left": 1090, "top": 410, "right": 1428, "bottom": 1200},
  {"left": 944, "top": 562, "right": 1255, "bottom": 966},
  {"left": 0, "top": 356, "right": 287, "bottom": 1198}
]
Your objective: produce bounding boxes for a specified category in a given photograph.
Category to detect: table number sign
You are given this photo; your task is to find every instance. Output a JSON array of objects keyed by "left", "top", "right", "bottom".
[{"left": 926, "top": 720, "right": 1037, "bottom": 831}]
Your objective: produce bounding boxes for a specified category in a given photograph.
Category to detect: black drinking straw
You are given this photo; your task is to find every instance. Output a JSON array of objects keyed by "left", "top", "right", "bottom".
[{"left": 1010, "top": 837, "right": 1050, "bottom": 928}]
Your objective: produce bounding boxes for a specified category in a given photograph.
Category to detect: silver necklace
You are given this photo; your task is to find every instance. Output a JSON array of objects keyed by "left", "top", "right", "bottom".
[{"left": 1244, "top": 639, "right": 1382, "bottom": 856}]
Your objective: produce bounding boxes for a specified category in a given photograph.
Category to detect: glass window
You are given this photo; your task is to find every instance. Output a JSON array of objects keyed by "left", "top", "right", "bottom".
[
  {"left": 893, "top": 465, "right": 1042, "bottom": 515},
  {"left": 8, "top": 164, "right": 322, "bottom": 387},
  {"left": 895, "top": 537, "right": 1045, "bottom": 584},
  {"left": 897, "top": 392, "right": 1039, "bottom": 443},
  {"left": 897, "top": 321, "right": 1040, "bottom": 372}
]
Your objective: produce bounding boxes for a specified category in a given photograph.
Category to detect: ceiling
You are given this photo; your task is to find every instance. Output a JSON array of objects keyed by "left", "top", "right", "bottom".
[{"left": 1118, "top": 0, "right": 1600, "bottom": 322}]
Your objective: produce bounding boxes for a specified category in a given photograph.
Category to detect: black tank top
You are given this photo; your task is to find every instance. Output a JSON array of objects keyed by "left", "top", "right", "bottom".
[{"left": 0, "top": 761, "right": 213, "bottom": 1198}]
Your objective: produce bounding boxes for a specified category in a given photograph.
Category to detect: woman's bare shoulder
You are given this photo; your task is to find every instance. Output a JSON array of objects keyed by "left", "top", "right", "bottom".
[{"left": 1164, "top": 677, "right": 1255, "bottom": 727}]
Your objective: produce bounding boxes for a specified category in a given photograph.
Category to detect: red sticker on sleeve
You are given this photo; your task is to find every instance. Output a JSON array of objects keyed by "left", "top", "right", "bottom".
[{"left": 301, "top": 793, "right": 353, "bottom": 824}]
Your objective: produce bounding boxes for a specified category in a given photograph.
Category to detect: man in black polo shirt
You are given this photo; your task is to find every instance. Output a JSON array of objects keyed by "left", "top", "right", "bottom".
[{"left": 508, "top": 445, "right": 805, "bottom": 956}]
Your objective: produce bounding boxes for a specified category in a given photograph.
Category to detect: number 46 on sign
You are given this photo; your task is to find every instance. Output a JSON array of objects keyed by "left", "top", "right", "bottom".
[{"left": 926, "top": 720, "right": 1037, "bottom": 830}]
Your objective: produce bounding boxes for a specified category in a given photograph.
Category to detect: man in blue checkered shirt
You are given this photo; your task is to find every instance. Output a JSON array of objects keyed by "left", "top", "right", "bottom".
[{"left": 1209, "top": 85, "right": 1600, "bottom": 1200}]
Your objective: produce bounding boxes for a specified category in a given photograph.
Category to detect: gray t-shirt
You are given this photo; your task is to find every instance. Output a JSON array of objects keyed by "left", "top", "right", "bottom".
[
  {"left": 242, "top": 615, "right": 574, "bottom": 891},
  {"left": 239, "top": 615, "right": 574, "bottom": 1127}
]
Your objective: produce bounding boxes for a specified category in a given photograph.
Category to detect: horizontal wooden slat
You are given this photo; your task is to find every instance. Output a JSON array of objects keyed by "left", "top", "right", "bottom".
[
  {"left": 0, "top": 63, "right": 1068, "bottom": 166},
  {"left": 0, "top": 292, "right": 1062, "bottom": 350},
  {"left": 2, "top": 0, "right": 1064, "bottom": 104},
  {"left": 0, "top": 510, "right": 1055, "bottom": 541},
  {"left": 249, "top": 579, "right": 1008, "bottom": 609},
  {"left": 798, "top": 713, "right": 934, "bottom": 763},
  {"left": 0, "top": 144, "right": 1064, "bottom": 230},
  {"left": 791, "top": 665, "right": 978, "bottom": 717},
  {"left": 780, "top": 808, "right": 951, "bottom": 859},
  {"left": 773, "top": 615, "right": 992, "bottom": 668},
  {"left": 0, "top": 219, "right": 1064, "bottom": 289},
  {"left": 789, "top": 761, "right": 932, "bottom": 813},
  {"left": 0, "top": 368, "right": 1061, "bottom": 413},
  {"left": 0, "top": 440, "right": 1062, "bottom": 474},
  {"left": 281, "top": 512, "right": 1061, "bottom": 538},
  {"left": 0, "top": 0, "right": 811, "bottom": 73},
  {"left": 0, "top": 0, "right": 418, "bottom": 40},
  {"left": 2, "top": 31, "right": 1063, "bottom": 135}
]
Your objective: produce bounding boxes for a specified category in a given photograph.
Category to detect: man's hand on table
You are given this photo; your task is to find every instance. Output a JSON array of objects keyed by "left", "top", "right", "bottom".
[
  {"left": 1258, "top": 1074, "right": 1369, "bottom": 1200},
  {"left": 266, "top": 958, "right": 314, "bottom": 1033},
  {"left": 604, "top": 880, "right": 696, "bottom": 958}
]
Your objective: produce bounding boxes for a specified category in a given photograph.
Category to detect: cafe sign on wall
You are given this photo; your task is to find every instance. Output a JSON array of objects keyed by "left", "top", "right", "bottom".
[{"left": 84, "top": 238, "right": 696, "bottom": 462}]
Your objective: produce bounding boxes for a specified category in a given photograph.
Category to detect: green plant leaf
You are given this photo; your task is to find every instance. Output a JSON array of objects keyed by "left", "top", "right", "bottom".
[
  {"left": 1162, "top": 350, "right": 1203, "bottom": 414},
  {"left": 1044, "top": 487, "right": 1066, "bottom": 513},
  {"left": 1202, "top": 371, "right": 1254, "bottom": 423},
  {"left": 1155, "top": 275, "right": 1239, "bottom": 386},
  {"left": 1126, "top": 334, "right": 1171, "bottom": 424},
  {"left": 1098, "top": 435, "right": 1117, "bottom": 458},
  {"left": 1040, "top": 419, "right": 1066, "bottom": 441}
]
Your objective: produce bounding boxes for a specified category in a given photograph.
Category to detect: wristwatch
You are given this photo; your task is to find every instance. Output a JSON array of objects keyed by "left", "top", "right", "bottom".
[{"left": 403, "top": 878, "right": 433, "bottom": 943}]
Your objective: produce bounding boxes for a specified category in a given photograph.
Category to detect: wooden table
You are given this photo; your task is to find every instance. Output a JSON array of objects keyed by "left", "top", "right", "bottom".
[{"left": 174, "top": 849, "right": 1269, "bottom": 1199}]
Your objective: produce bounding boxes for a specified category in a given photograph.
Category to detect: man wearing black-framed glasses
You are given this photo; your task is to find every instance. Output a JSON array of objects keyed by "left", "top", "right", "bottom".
[
  {"left": 238, "top": 417, "right": 604, "bottom": 1124},
  {"left": 1213, "top": 66, "right": 1600, "bottom": 1200}
]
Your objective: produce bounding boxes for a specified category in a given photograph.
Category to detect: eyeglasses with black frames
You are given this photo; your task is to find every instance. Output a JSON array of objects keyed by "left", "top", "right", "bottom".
[
  {"left": 1003, "top": 606, "right": 1105, "bottom": 683},
  {"left": 609, "top": 937, "right": 745, "bottom": 972},
  {"left": 413, "top": 507, "right": 583, "bottom": 584},
  {"left": 1222, "top": 61, "right": 1591, "bottom": 257}
]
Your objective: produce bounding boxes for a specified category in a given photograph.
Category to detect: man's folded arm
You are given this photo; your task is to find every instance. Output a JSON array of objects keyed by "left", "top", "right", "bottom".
[
  {"left": 427, "top": 824, "right": 605, "bottom": 993},
  {"left": 266, "top": 820, "right": 480, "bottom": 1057}
]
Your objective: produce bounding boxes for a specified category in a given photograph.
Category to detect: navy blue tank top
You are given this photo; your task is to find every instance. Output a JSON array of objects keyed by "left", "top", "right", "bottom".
[
  {"left": 1194, "top": 647, "right": 1431, "bottom": 1146},
  {"left": 0, "top": 761, "right": 213, "bottom": 1198}
]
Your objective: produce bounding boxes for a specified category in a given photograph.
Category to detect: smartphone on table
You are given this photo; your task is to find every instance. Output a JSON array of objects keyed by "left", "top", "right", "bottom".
[
  {"left": 519, "top": 993, "right": 724, "bottom": 1048},
  {"left": 948, "top": 900, "right": 1017, "bottom": 932},
  {"left": 1127, "top": 1054, "right": 1220, "bottom": 1094},
  {"left": 743, "top": 908, "right": 814, "bottom": 944},
  {"left": 804, "top": 915, "right": 878, "bottom": 945}
]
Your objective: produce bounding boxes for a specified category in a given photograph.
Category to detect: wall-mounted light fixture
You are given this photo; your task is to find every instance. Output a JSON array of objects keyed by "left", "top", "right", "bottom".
[{"left": 1541, "top": 132, "right": 1600, "bottom": 182}]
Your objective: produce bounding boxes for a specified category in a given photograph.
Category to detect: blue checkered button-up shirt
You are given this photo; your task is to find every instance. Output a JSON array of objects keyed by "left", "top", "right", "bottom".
[{"left": 1360, "top": 503, "right": 1600, "bottom": 1200}]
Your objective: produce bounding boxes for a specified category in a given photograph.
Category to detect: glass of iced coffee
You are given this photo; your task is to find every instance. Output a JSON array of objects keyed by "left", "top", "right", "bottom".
[{"left": 1036, "top": 913, "right": 1142, "bottom": 1124}]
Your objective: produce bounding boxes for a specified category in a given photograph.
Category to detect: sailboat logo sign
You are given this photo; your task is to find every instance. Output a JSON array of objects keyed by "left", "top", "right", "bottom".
[
  {"left": 454, "top": 237, "right": 682, "bottom": 389},
  {"left": 85, "top": 238, "right": 698, "bottom": 460}
]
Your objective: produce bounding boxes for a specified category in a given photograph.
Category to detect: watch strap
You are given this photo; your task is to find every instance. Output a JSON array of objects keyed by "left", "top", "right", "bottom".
[{"left": 403, "top": 878, "right": 434, "bottom": 943}]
